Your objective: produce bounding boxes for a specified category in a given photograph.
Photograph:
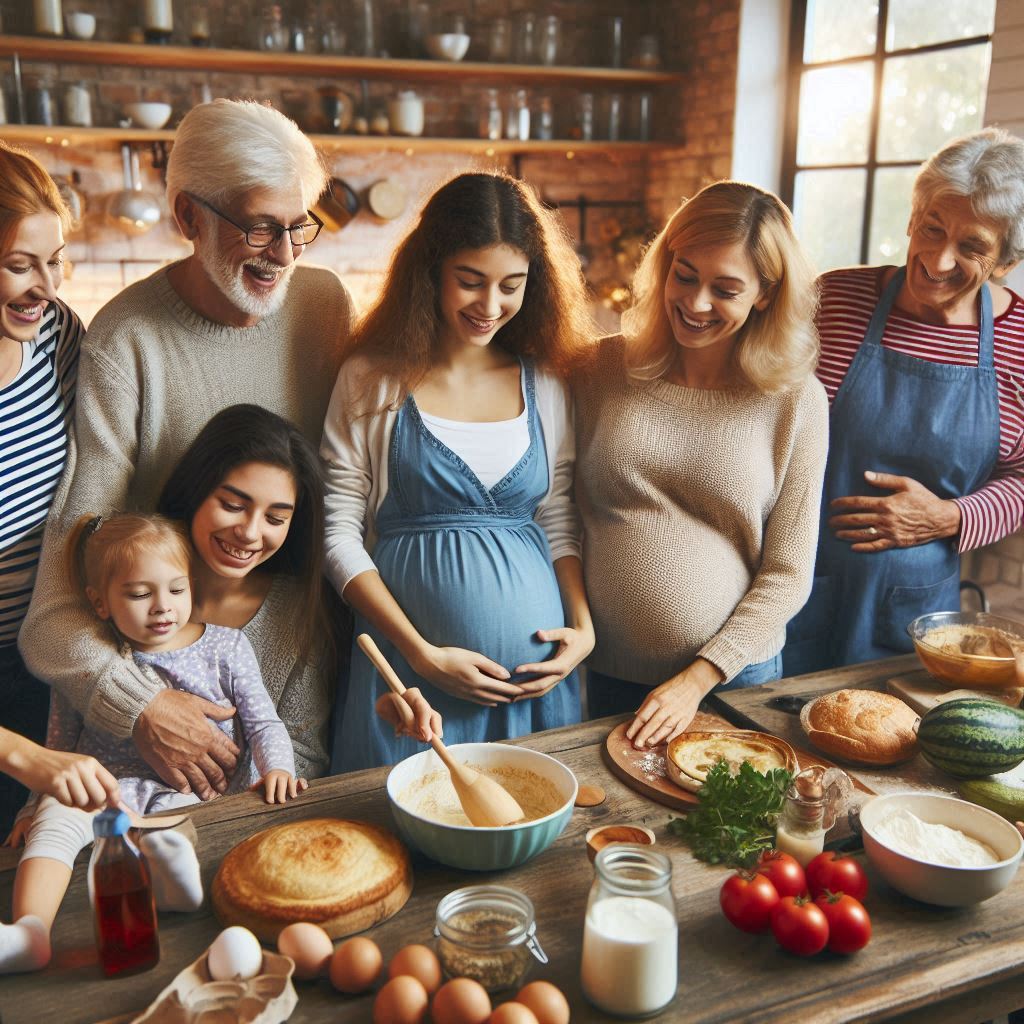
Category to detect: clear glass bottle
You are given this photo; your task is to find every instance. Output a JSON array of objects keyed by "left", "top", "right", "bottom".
[
  {"left": 258, "top": 5, "right": 289, "bottom": 52},
  {"left": 513, "top": 11, "right": 536, "bottom": 64},
  {"left": 355, "top": 0, "right": 377, "bottom": 57},
  {"left": 487, "top": 17, "right": 511, "bottom": 62},
  {"left": 25, "top": 74, "right": 56, "bottom": 127},
  {"left": 534, "top": 95, "right": 554, "bottom": 140},
  {"left": 435, "top": 885, "right": 547, "bottom": 994},
  {"left": 581, "top": 846, "right": 677, "bottom": 1019},
  {"left": 606, "top": 15, "right": 624, "bottom": 68},
  {"left": 606, "top": 92, "right": 623, "bottom": 141},
  {"left": 88, "top": 809, "right": 160, "bottom": 978},
  {"left": 575, "top": 91, "right": 595, "bottom": 141},
  {"left": 633, "top": 91, "right": 653, "bottom": 141},
  {"left": 505, "top": 88, "right": 529, "bottom": 141},
  {"left": 478, "top": 88, "right": 502, "bottom": 141},
  {"left": 538, "top": 15, "right": 560, "bottom": 66},
  {"left": 775, "top": 765, "right": 852, "bottom": 867}
]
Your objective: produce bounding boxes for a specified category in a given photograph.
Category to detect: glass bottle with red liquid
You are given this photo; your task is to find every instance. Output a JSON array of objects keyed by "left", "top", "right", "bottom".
[{"left": 87, "top": 808, "right": 160, "bottom": 977}]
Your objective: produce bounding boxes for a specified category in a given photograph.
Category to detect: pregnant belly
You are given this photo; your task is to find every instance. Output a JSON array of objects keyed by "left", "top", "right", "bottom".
[{"left": 376, "top": 526, "right": 563, "bottom": 674}]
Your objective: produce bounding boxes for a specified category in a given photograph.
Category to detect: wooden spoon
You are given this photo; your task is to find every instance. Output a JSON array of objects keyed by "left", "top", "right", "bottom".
[{"left": 357, "top": 633, "right": 525, "bottom": 827}]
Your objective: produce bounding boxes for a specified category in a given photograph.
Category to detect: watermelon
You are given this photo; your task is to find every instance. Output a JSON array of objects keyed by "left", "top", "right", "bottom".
[{"left": 916, "top": 698, "right": 1024, "bottom": 779}]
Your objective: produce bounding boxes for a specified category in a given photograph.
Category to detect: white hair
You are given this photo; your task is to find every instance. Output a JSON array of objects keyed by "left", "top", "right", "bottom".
[
  {"left": 166, "top": 99, "right": 328, "bottom": 211},
  {"left": 912, "top": 127, "right": 1024, "bottom": 266}
]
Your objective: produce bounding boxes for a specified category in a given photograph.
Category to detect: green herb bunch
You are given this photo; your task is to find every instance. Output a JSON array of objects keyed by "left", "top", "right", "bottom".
[{"left": 668, "top": 759, "right": 794, "bottom": 868}]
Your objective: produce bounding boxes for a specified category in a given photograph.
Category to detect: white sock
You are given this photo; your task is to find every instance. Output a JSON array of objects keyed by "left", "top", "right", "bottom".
[
  {"left": 0, "top": 916, "right": 51, "bottom": 973},
  {"left": 140, "top": 830, "right": 203, "bottom": 913}
]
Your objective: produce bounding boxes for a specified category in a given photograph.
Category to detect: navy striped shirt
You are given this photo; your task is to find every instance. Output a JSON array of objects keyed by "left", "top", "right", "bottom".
[{"left": 0, "top": 298, "right": 81, "bottom": 646}]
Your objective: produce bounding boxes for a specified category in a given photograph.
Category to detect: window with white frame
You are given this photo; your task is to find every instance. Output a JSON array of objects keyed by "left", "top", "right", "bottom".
[{"left": 782, "top": 0, "right": 995, "bottom": 273}]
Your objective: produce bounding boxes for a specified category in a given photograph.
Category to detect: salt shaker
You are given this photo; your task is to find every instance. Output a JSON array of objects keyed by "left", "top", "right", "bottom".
[
  {"left": 775, "top": 765, "right": 852, "bottom": 866},
  {"left": 581, "top": 846, "right": 677, "bottom": 1018}
]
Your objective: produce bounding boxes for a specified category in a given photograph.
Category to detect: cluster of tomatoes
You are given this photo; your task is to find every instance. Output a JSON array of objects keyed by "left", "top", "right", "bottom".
[{"left": 719, "top": 850, "right": 872, "bottom": 957}]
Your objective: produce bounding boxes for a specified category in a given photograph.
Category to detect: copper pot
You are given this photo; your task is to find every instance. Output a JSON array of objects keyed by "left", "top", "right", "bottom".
[{"left": 313, "top": 177, "right": 360, "bottom": 232}]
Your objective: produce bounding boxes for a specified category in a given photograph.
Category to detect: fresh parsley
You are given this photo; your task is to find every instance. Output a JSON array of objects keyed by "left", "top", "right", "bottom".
[{"left": 668, "top": 759, "right": 794, "bottom": 868}]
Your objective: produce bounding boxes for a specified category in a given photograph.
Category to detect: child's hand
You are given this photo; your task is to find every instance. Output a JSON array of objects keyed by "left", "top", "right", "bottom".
[
  {"left": 256, "top": 771, "right": 308, "bottom": 804},
  {"left": 3, "top": 813, "right": 33, "bottom": 848},
  {"left": 375, "top": 688, "right": 443, "bottom": 743}
]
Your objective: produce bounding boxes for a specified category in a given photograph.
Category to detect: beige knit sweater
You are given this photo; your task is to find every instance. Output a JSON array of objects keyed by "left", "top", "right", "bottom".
[
  {"left": 575, "top": 335, "right": 829, "bottom": 685},
  {"left": 19, "top": 262, "right": 351, "bottom": 773}
]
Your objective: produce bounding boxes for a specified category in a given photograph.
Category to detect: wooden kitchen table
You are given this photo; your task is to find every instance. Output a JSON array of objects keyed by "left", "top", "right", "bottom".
[{"left": 2, "top": 658, "right": 1023, "bottom": 1024}]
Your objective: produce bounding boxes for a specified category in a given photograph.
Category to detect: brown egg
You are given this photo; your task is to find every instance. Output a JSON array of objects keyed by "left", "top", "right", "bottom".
[
  {"left": 330, "top": 935, "right": 383, "bottom": 993},
  {"left": 373, "top": 975, "right": 429, "bottom": 1024},
  {"left": 276, "top": 921, "right": 333, "bottom": 981},
  {"left": 514, "top": 981, "right": 570, "bottom": 1024},
  {"left": 431, "top": 977, "right": 492, "bottom": 1024},
  {"left": 490, "top": 1004, "right": 540, "bottom": 1024},
  {"left": 388, "top": 942, "right": 442, "bottom": 994}
]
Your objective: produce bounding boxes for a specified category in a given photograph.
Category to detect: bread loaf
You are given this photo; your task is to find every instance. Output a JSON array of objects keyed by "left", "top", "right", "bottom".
[{"left": 800, "top": 689, "right": 919, "bottom": 766}]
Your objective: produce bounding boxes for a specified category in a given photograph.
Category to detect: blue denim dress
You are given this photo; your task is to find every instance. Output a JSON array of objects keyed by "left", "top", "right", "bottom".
[
  {"left": 332, "top": 361, "right": 580, "bottom": 772},
  {"left": 784, "top": 267, "right": 1000, "bottom": 673}
]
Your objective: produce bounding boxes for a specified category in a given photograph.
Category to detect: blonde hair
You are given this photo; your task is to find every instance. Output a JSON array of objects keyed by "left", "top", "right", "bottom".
[
  {"left": 622, "top": 181, "right": 819, "bottom": 392},
  {"left": 0, "top": 141, "right": 72, "bottom": 255},
  {"left": 65, "top": 513, "right": 193, "bottom": 607}
]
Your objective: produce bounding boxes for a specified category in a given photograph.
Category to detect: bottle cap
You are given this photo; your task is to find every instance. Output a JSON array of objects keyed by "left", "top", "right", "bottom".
[{"left": 93, "top": 808, "right": 131, "bottom": 838}]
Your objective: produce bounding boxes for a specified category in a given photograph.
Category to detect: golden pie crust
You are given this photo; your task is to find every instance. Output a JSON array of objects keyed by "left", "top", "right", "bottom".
[
  {"left": 665, "top": 731, "right": 798, "bottom": 792},
  {"left": 212, "top": 818, "right": 413, "bottom": 942}
]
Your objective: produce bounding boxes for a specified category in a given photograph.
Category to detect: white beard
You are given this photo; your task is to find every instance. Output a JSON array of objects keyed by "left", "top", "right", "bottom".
[{"left": 194, "top": 232, "right": 296, "bottom": 320}]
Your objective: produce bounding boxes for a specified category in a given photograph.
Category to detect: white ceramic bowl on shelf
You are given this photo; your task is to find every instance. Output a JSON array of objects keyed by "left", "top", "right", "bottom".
[
  {"left": 124, "top": 101, "right": 173, "bottom": 130},
  {"left": 65, "top": 12, "right": 97, "bottom": 39},
  {"left": 425, "top": 33, "right": 471, "bottom": 61},
  {"left": 860, "top": 792, "right": 1023, "bottom": 906}
]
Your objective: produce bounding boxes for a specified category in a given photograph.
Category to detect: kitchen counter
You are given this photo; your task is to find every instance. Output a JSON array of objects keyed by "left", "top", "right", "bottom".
[{"left": 2, "top": 654, "right": 1023, "bottom": 1023}]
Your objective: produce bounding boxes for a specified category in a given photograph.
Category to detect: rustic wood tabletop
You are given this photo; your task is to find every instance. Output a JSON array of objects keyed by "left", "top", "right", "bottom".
[{"left": 2, "top": 654, "right": 1022, "bottom": 1024}]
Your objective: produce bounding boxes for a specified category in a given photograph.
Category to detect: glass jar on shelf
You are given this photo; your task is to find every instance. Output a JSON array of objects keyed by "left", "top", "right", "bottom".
[
  {"left": 574, "top": 91, "right": 594, "bottom": 141},
  {"left": 258, "top": 4, "right": 289, "bottom": 52},
  {"left": 605, "top": 92, "right": 623, "bottom": 141},
  {"left": 580, "top": 846, "right": 677, "bottom": 1018},
  {"left": 538, "top": 15, "right": 560, "bottom": 66},
  {"left": 505, "top": 88, "right": 530, "bottom": 141},
  {"left": 630, "top": 34, "right": 662, "bottom": 69},
  {"left": 34, "top": 0, "right": 63, "bottom": 37},
  {"left": 187, "top": 0, "right": 211, "bottom": 45},
  {"left": 25, "top": 73, "right": 57, "bottom": 127},
  {"left": 141, "top": 0, "right": 174, "bottom": 44},
  {"left": 478, "top": 88, "right": 502, "bottom": 141},
  {"left": 62, "top": 80, "right": 93, "bottom": 127},
  {"left": 513, "top": 11, "right": 537, "bottom": 64},
  {"left": 487, "top": 17, "right": 511, "bottom": 62},
  {"left": 533, "top": 95, "right": 554, "bottom": 140},
  {"left": 632, "top": 91, "right": 653, "bottom": 141}
]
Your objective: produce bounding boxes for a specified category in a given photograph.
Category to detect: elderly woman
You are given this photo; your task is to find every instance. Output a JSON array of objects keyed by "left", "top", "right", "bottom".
[
  {"left": 784, "top": 127, "right": 1024, "bottom": 674},
  {"left": 0, "top": 142, "right": 84, "bottom": 831}
]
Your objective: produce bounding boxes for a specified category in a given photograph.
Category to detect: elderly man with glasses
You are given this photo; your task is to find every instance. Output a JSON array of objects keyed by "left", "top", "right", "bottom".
[{"left": 20, "top": 100, "right": 352, "bottom": 797}]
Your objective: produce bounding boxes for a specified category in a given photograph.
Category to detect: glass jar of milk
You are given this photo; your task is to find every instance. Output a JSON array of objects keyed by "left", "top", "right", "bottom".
[
  {"left": 581, "top": 846, "right": 678, "bottom": 1018},
  {"left": 775, "top": 765, "right": 853, "bottom": 866}
]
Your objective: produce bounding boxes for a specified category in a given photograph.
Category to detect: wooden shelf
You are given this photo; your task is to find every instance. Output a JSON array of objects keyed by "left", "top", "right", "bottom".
[
  {"left": 0, "top": 123, "right": 673, "bottom": 156},
  {"left": 0, "top": 35, "right": 682, "bottom": 86}
]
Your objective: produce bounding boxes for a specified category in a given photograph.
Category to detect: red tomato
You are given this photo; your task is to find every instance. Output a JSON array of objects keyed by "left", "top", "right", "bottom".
[
  {"left": 804, "top": 851, "right": 869, "bottom": 902},
  {"left": 770, "top": 895, "right": 829, "bottom": 956},
  {"left": 719, "top": 871, "right": 780, "bottom": 933},
  {"left": 756, "top": 850, "right": 808, "bottom": 898},
  {"left": 815, "top": 892, "right": 872, "bottom": 954}
]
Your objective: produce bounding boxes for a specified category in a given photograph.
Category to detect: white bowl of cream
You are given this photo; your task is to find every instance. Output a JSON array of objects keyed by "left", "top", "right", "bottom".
[{"left": 860, "top": 792, "right": 1023, "bottom": 906}]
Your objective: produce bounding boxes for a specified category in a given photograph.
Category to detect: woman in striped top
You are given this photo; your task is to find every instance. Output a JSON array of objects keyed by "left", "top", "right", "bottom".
[
  {"left": 0, "top": 143, "right": 84, "bottom": 832},
  {"left": 784, "top": 128, "right": 1024, "bottom": 674}
]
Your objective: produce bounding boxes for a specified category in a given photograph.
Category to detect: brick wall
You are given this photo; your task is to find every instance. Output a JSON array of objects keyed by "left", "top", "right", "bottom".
[{"left": 1, "top": 0, "right": 740, "bottom": 323}]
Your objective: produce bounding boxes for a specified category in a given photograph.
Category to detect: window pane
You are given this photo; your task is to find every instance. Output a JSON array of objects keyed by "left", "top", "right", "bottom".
[
  {"left": 877, "top": 44, "right": 991, "bottom": 162},
  {"left": 886, "top": 0, "right": 995, "bottom": 51},
  {"left": 868, "top": 166, "right": 919, "bottom": 265},
  {"left": 796, "top": 63, "right": 874, "bottom": 166},
  {"left": 804, "top": 0, "right": 877, "bottom": 63},
  {"left": 794, "top": 169, "right": 867, "bottom": 272}
]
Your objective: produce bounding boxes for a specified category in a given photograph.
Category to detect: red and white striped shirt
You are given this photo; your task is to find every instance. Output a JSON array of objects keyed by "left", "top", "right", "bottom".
[{"left": 815, "top": 266, "right": 1024, "bottom": 553}]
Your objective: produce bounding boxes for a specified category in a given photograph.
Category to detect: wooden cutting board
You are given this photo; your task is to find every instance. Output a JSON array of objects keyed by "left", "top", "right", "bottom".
[
  {"left": 886, "top": 669, "right": 1024, "bottom": 715},
  {"left": 603, "top": 712, "right": 875, "bottom": 813}
]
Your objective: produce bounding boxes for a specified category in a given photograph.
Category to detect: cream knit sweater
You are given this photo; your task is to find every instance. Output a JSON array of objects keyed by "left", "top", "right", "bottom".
[
  {"left": 19, "top": 263, "right": 351, "bottom": 773},
  {"left": 575, "top": 335, "right": 828, "bottom": 686}
]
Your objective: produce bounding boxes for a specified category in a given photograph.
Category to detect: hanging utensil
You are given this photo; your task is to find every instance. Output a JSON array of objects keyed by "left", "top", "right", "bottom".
[
  {"left": 313, "top": 176, "right": 360, "bottom": 232},
  {"left": 357, "top": 633, "right": 525, "bottom": 828},
  {"left": 107, "top": 144, "right": 161, "bottom": 236}
]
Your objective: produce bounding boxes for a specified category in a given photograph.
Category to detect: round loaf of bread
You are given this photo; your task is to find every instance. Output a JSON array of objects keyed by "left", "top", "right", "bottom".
[
  {"left": 800, "top": 689, "right": 919, "bottom": 766},
  {"left": 212, "top": 818, "right": 412, "bottom": 942}
]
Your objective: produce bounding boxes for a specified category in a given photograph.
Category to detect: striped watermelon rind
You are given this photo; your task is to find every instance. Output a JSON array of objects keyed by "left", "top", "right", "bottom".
[{"left": 917, "top": 698, "right": 1024, "bottom": 780}]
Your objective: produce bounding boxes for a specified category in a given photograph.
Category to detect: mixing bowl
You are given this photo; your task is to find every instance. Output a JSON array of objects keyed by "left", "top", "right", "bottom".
[
  {"left": 387, "top": 743, "right": 577, "bottom": 871},
  {"left": 860, "top": 792, "right": 1023, "bottom": 906},
  {"left": 907, "top": 611, "right": 1024, "bottom": 689},
  {"left": 425, "top": 33, "right": 471, "bottom": 61},
  {"left": 124, "top": 101, "right": 173, "bottom": 130}
]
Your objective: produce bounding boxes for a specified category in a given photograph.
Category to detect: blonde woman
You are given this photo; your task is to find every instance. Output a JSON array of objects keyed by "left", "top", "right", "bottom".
[{"left": 575, "top": 181, "right": 828, "bottom": 749}]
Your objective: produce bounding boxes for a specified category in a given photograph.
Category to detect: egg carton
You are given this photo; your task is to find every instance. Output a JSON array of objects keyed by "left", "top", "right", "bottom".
[{"left": 134, "top": 949, "right": 297, "bottom": 1023}]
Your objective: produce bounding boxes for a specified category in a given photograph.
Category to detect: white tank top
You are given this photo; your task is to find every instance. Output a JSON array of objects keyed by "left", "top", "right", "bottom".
[{"left": 419, "top": 407, "right": 530, "bottom": 489}]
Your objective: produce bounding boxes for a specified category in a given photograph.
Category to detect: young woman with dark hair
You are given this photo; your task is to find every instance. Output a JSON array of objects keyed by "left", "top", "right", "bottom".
[{"left": 322, "top": 171, "right": 595, "bottom": 771}]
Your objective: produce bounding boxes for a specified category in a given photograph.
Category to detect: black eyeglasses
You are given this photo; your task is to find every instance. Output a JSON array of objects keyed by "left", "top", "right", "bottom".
[{"left": 186, "top": 192, "right": 323, "bottom": 248}]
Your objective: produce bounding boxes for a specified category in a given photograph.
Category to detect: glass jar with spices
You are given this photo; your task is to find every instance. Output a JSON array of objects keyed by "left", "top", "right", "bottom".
[
  {"left": 580, "top": 845, "right": 677, "bottom": 1018},
  {"left": 435, "top": 885, "right": 547, "bottom": 994}
]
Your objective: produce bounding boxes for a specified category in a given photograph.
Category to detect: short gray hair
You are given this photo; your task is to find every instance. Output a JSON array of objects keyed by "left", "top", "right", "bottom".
[
  {"left": 912, "top": 127, "right": 1024, "bottom": 266},
  {"left": 166, "top": 99, "right": 328, "bottom": 212}
]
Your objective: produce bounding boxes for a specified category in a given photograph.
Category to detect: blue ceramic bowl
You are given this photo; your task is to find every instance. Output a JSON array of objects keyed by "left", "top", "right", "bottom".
[{"left": 386, "top": 743, "right": 577, "bottom": 871}]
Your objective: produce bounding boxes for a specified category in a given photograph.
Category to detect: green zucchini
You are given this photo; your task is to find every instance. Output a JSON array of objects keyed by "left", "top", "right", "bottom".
[
  {"left": 917, "top": 698, "right": 1024, "bottom": 780},
  {"left": 959, "top": 776, "right": 1024, "bottom": 820}
]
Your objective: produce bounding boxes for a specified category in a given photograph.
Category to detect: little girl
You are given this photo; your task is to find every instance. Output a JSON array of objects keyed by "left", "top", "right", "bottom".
[{"left": 1, "top": 512, "right": 304, "bottom": 973}]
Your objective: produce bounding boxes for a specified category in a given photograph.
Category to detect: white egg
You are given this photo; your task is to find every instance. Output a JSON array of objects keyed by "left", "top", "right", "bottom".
[{"left": 207, "top": 926, "right": 264, "bottom": 981}]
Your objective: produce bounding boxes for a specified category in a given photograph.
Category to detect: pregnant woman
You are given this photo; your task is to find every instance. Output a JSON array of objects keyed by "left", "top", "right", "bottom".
[{"left": 322, "top": 172, "right": 594, "bottom": 771}]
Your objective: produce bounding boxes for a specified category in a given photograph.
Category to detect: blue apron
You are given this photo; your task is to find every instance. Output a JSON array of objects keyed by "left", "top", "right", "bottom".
[{"left": 783, "top": 267, "right": 1000, "bottom": 674}]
